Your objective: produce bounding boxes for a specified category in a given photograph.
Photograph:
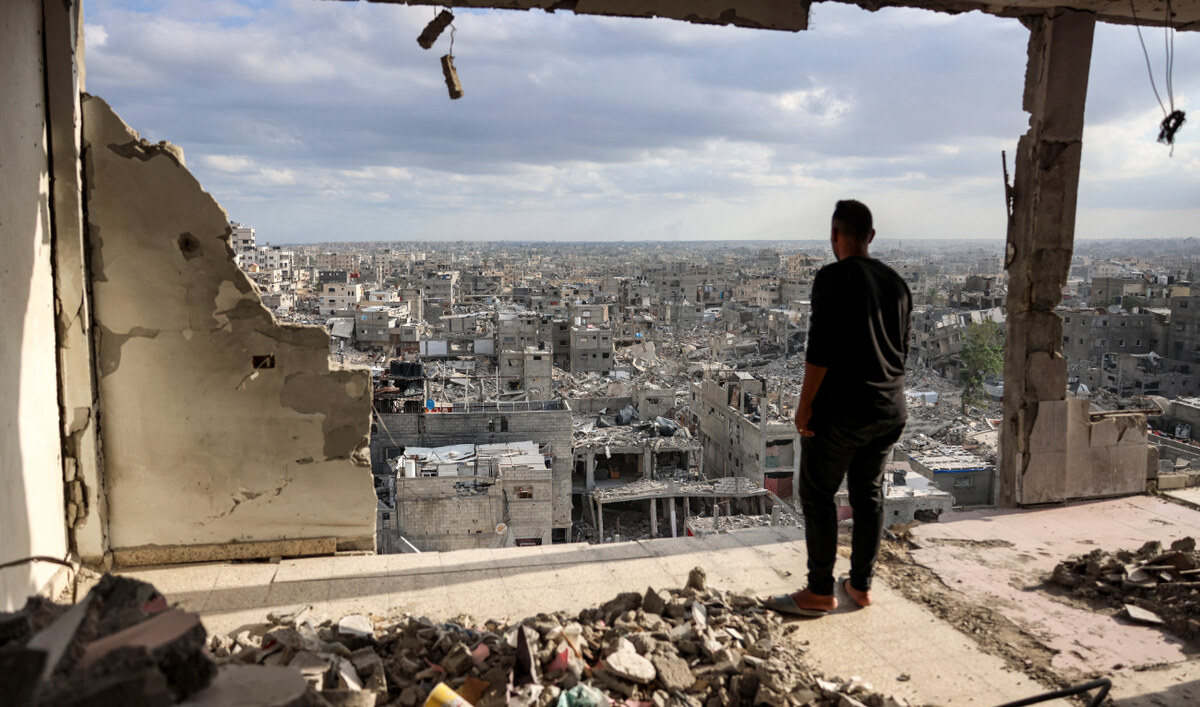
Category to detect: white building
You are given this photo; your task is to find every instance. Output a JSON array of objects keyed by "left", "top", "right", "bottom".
[
  {"left": 230, "top": 221, "right": 256, "bottom": 268},
  {"left": 320, "top": 282, "right": 363, "bottom": 315}
]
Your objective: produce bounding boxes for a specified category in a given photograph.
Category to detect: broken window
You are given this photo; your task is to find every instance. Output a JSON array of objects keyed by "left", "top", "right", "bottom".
[{"left": 514, "top": 485, "right": 534, "bottom": 499}]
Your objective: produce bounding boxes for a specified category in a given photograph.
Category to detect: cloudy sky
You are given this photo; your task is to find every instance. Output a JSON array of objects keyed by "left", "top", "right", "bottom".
[{"left": 82, "top": 0, "right": 1197, "bottom": 243}]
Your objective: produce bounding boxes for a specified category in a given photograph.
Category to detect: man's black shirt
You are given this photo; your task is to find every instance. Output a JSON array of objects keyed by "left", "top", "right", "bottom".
[{"left": 805, "top": 256, "right": 912, "bottom": 425}]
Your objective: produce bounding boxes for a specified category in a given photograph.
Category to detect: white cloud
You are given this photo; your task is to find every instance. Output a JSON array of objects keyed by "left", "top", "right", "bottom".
[
  {"left": 84, "top": 23, "right": 107, "bottom": 47},
  {"left": 80, "top": 0, "right": 1199, "bottom": 242},
  {"left": 203, "top": 154, "right": 255, "bottom": 173}
]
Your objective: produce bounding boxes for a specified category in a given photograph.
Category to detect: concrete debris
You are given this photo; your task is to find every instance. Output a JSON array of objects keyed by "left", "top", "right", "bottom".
[
  {"left": 190, "top": 568, "right": 923, "bottom": 707},
  {"left": 1050, "top": 538, "right": 1200, "bottom": 643},
  {"left": 0, "top": 575, "right": 216, "bottom": 707}
]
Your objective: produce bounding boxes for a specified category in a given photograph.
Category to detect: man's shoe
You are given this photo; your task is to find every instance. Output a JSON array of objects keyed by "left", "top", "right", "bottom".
[
  {"left": 843, "top": 579, "right": 872, "bottom": 608},
  {"left": 763, "top": 588, "right": 837, "bottom": 617}
]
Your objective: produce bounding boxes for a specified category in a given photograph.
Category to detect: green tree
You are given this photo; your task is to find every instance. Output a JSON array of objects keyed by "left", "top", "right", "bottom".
[{"left": 958, "top": 320, "right": 1004, "bottom": 415}]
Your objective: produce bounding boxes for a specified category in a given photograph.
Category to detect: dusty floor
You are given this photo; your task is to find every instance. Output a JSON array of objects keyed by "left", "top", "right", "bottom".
[
  {"left": 117, "top": 499, "right": 1200, "bottom": 706},
  {"left": 908, "top": 495, "right": 1200, "bottom": 705}
]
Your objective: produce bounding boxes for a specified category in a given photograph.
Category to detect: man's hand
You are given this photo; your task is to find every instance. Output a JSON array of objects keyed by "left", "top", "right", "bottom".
[
  {"left": 794, "top": 405, "right": 815, "bottom": 437},
  {"left": 795, "top": 362, "right": 827, "bottom": 438}
]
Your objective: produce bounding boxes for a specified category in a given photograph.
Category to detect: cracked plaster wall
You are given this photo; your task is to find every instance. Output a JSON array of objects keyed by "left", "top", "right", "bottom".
[
  {"left": 81, "top": 96, "right": 375, "bottom": 559},
  {"left": 0, "top": 0, "right": 70, "bottom": 610},
  {"left": 1022, "top": 398, "right": 1156, "bottom": 503}
]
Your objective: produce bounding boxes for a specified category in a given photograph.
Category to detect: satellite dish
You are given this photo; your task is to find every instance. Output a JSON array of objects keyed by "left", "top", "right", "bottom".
[{"left": 494, "top": 523, "right": 508, "bottom": 535}]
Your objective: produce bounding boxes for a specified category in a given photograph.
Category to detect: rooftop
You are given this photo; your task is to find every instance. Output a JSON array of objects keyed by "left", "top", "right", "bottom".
[{"left": 111, "top": 496, "right": 1200, "bottom": 705}]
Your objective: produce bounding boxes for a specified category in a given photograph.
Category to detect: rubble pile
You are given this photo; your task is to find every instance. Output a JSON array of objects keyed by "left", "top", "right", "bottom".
[
  {"left": 209, "top": 567, "right": 915, "bottom": 707},
  {"left": 0, "top": 575, "right": 217, "bottom": 707},
  {"left": 1049, "top": 537, "right": 1200, "bottom": 642},
  {"left": 686, "top": 512, "right": 800, "bottom": 533}
]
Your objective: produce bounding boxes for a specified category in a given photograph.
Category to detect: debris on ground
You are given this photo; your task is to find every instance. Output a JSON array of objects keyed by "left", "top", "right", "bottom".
[
  {"left": 872, "top": 539, "right": 1062, "bottom": 692},
  {"left": 4, "top": 568, "right": 922, "bottom": 707},
  {"left": 210, "top": 569, "right": 920, "bottom": 707},
  {"left": 1049, "top": 537, "right": 1200, "bottom": 643},
  {"left": 0, "top": 574, "right": 216, "bottom": 707}
]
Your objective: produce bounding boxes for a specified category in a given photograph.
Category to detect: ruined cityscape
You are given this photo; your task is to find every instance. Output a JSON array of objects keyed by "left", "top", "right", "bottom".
[
  {"left": 223, "top": 228, "right": 1200, "bottom": 555},
  {"left": 7, "top": 0, "right": 1200, "bottom": 705}
]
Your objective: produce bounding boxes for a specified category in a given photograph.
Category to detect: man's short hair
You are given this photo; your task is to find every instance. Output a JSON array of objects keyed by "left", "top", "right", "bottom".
[{"left": 832, "top": 200, "right": 873, "bottom": 241}]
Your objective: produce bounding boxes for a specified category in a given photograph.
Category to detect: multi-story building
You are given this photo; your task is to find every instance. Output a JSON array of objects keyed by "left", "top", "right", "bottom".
[
  {"left": 569, "top": 326, "right": 614, "bottom": 375},
  {"left": 320, "top": 282, "right": 363, "bottom": 315},
  {"left": 1061, "top": 310, "right": 1152, "bottom": 365},
  {"left": 1090, "top": 276, "right": 1146, "bottom": 307},
  {"left": 498, "top": 348, "right": 554, "bottom": 400},
  {"left": 229, "top": 221, "right": 256, "bottom": 267},
  {"left": 784, "top": 253, "right": 822, "bottom": 280},
  {"left": 370, "top": 402, "right": 574, "bottom": 546},
  {"left": 314, "top": 252, "right": 363, "bottom": 272},
  {"left": 498, "top": 312, "right": 543, "bottom": 351},
  {"left": 422, "top": 272, "right": 458, "bottom": 309},
  {"left": 688, "top": 372, "right": 800, "bottom": 500}
]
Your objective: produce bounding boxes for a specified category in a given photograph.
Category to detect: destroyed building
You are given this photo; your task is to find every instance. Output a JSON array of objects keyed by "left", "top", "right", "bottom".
[
  {"left": 900, "top": 444, "right": 997, "bottom": 507},
  {"left": 377, "top": 441, "right": 555, "bottom": 552},
  {"left": 371, "top": 401, "right": 574, "bottom": 544},
  {"left": 689, "top": 373, "right": 800, "bottom": 502}
]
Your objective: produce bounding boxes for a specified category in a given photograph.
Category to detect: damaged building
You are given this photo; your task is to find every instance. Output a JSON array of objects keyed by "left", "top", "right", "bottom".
[
  {"left": 689, "top": 373, "right": 800, "bottom": 502},
  {"left": 371, "top": 401, "right": 574, "bottom": 544},
  {"left": 377, "top": 441, "right": 555, "bottom": 552}
]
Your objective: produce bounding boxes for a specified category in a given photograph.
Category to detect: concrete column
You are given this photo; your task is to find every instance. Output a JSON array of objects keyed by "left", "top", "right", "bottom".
[
  {"left": 597, "top": 499, "right": 604, "bottom": 541},
  {"left": 649, "top": 497, "right": 658, "bottom": 536},
  {"left": 999, "top": 9, "right": 1095, "bottom": 507},
  {"left": 669, "top": 499, "right": 678, "bottom": 538},
  {"left": 585, "top": 453, "right": 595, "bottom": 493},
  {"left": 642, "top": 448, "right": 652, "bottom": 480}
]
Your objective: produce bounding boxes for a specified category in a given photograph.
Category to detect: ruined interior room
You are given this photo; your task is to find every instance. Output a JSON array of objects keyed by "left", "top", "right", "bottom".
[{"left": 2, "top": 0, "right": 1198, "bottom": 704}]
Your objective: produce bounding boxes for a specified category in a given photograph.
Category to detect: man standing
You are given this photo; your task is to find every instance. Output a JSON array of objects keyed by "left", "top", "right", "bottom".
[{"left": 767, "top": 200, "right": 911, "bottom": 616}]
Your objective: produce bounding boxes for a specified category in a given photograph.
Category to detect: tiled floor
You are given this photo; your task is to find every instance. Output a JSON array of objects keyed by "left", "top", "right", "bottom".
[
  {"left": 911, "top": 496, "right": 1200, "bottom": 681},
  {"left": 120, "top": 527, "right": 1077, "bottom": 706}
]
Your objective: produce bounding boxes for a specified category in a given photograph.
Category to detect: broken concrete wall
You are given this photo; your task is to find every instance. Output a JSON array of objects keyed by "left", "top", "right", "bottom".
[
  {"left": 81, "top": 96, "right": 375, "bottom": 564},
  {"left": 0, "top": 0, "right": 72, "bottom": 610},
  {"left": 1023, "top": 398, "right": 1155, "bottom": 504},
  {"left": 500, "top": 467, "right": 554, "bottom": 541},
  {"left": 392, "top": 477, "right": 505, "bottom": 551},
  {"left": 44, "top": 0, "right": 109, "bottom": 566},
  {"left": 374, "top": 410, "right": 572, "bottom": 531}
]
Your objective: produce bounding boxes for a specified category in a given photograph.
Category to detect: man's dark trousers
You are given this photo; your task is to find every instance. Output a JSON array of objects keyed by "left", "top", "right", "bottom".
[{"left": 800, "top": 416, "right": 906, "bottom": 596}]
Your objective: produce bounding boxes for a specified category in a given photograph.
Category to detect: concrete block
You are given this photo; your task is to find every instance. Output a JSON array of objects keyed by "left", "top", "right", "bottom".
[{"left": 1158, "top": 472, "right": 1189, "bottom": 490}]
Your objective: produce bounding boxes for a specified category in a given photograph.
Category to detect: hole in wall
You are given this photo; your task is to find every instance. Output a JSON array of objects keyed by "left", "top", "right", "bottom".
[
  {"left": 177, "top": 232, "right": 203, "bottom": 260},
  {"left": 252, "top": 354, "right": 276, "bottom": 369}
]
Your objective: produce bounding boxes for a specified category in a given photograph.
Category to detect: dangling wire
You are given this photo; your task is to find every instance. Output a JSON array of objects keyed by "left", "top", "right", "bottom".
[
  {"left": 1164, "top": 0, "right": 1176, "bottom": 110},
  {"left": 1131, "top": 0, "right": 1186, "bottom": 153},
  {"left": 1129, "top": 0, "right": 1165, "bottom": 116},
  {"left": 449, "top": 23, "right": 456, "bottom": 57}
]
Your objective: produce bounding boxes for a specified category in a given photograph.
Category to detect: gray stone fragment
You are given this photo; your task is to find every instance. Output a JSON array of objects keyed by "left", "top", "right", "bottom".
[
  {"left": 650, "top": 652, "right": 694, "bottom": 691},
  {"left": 606, "top": 649, "right": 656, "bottom": 685},
  {"left": 642, "top": 587, "right": 666, "bottom": 616}
]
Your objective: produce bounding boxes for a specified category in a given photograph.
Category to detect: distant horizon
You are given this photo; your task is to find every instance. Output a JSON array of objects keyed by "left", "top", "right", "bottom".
[{"left": 259, "top": 235, "right": 1196, "bottom": 247}]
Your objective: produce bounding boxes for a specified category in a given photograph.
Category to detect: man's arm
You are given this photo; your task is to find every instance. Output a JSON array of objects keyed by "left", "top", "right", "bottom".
[{"left": 794, "top": 362, "right": 827, "bottom": 437}]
